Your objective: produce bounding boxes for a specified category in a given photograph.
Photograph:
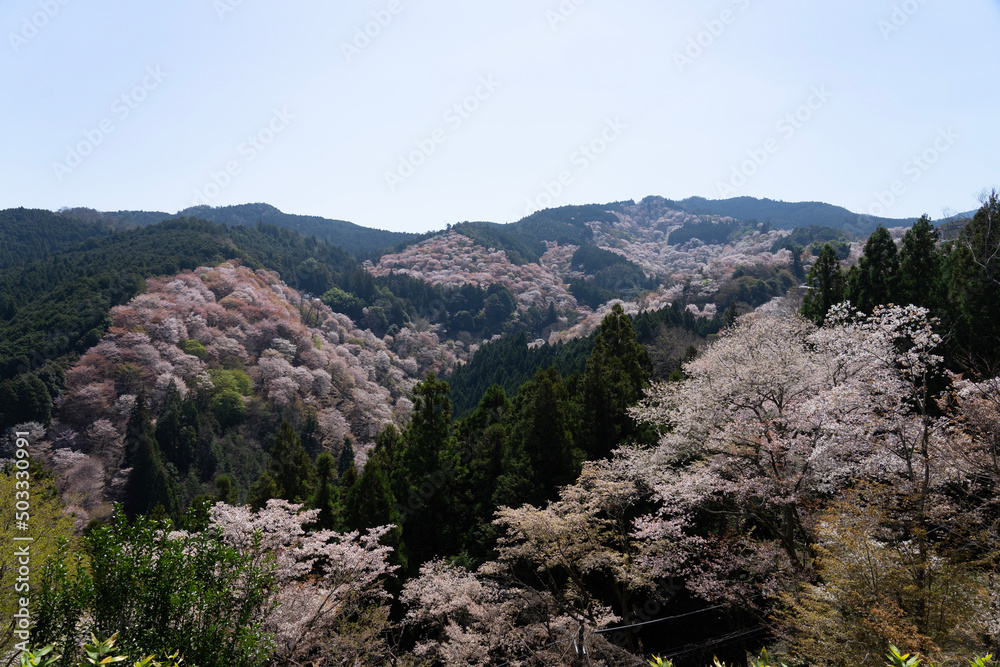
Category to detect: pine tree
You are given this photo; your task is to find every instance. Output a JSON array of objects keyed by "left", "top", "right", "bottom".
[{"left": 801, "top": 243, "right": 847, "bottom": 325}]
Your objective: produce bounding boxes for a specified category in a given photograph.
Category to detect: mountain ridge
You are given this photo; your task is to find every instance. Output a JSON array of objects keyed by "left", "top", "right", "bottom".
[
  {"left": 57, "top": 203, "right": 420, "bottom": 256},
  {"left": 48, "top": 195, "right": 971, "bottom": 259}
]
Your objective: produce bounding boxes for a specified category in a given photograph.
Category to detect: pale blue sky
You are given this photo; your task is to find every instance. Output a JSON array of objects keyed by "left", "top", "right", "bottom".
[{"left": 2, "top": 1, "right": 998, "bottom": 233}]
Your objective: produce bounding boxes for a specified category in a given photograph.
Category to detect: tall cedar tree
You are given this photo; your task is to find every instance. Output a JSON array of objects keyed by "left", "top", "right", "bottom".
[
  {"left": 801, "top": 243, "right": 847, "bottom": 325},
  {"left": 247, "top": 471, "right": 281, "bottom": 510},
  {"left": 846, "top": 225, "right": 899, "bottom": 313},
  {"left": 343, "top": 445, "right": 407, "bottom": 569},
  {"left": 896, "top": 215, "right": 944, "bottom": 312},
  {"left": 310, "top": 451, "right": 341, "bottom": 530},
  {"left": 155, "top": 381, "right": 197, "bottom": 473},
  {"left": 269, "top": 420, "right": 316, "bottom": 503},
  {"left": 300, "top": 406, "right": 323, "bottom": 459},
  {"left": 337, "top": 437, "right": 356, "bottom": 477},
  {"left": 123, "top": 394, "right": 180, "bottom": 520},
  {"left": 506, "top": 367, "right": 583, "bottom": 505},
  {"left": 948, "top": 191, "right": 1000, "bottom": 374},
  {"left": 451, "top": 384, "right": 511, "bottom": 559},
  {"left": 581, "top": 303, "right": 653, "bottom": 459},
  {"left": 393, "top": 374, "right": 455, "bottom": 568}
]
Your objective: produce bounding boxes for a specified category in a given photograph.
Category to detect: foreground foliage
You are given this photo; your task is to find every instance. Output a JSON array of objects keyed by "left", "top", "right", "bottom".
[
  {"left": 29, "top": 500, "right": 398, "bottom": 667},
  {"left": 32, "top": 511, "right": 275, "bottom": 667},
  {"left": 19, "top": 633, "right": 182, "bottom": 667}
]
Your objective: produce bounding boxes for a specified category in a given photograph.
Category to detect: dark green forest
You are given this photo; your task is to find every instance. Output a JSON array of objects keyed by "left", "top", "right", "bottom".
[
  {"left": 802, "top": 201, "right": 1000, "bottom": 375},
  {"left": 71, "top": 202, "right": 420, "bottom": 256}
]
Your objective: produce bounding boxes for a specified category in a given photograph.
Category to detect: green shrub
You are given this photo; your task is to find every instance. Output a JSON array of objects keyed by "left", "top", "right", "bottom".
[
  {"left": 206, "top": 368, "right": 251, "bottom": 395},
  {"left": 177, "top": 339, "right": 207, "bottom": 359},
  {"left": 31, "top": 510, "right": 276, "bottom": 667}
]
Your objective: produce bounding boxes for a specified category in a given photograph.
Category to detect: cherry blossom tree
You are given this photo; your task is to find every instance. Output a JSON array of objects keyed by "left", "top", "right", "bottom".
[
  {"left": 208, "top": 499, "right": 397, "bottom": 664},
  {"left": 402, "top": 559, "right": 636, "bottom": 666},
  {"left": 628, "top": 305, "right": 951, "bottom": 599},
  {"left": 489, "top": 462, "right": 647, "bottom": 629}
]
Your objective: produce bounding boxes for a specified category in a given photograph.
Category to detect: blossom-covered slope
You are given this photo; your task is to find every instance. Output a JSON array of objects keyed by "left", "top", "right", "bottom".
[
  {"left": 370, "top": 230, "right": 581, "bottom": 313},
  {"left": 40, "top": 261, "right": 438, "bottom": 521},
  {"left": 372, "top": 198, "right": 811, "bottom": 342}
]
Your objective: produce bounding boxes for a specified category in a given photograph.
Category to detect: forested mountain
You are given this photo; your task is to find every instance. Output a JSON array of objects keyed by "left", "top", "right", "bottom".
[
  {"left": 658, "top": 195, "right": 967, "bottom": 235},
  {"left": 54, "top": 195, "right": 951, "bottom": 259},
  {"left": 2, "top": 194, "right": 998, "bottom": 666},
  {"left": 0, "top": 217, "right": 359, "bottom": 385},
  {"left": 0, "top": 208, "right": 113, "bottom": 269},
  {"left": 69, "top": 203, "right": 421, "bottom": 255}
]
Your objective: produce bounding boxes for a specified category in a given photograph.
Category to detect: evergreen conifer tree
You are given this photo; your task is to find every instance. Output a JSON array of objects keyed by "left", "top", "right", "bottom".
[
  {"left": 155, "top": 381, "right": 197, "bottom": 473},
  {"left": 801, "top": 243, "right": 847, "bottom": 325},
  {"left": 337, "top": 437, "right": 356, "bottom": 478},
  {"left": 123, "top": 395, "right": 180, "bottom": 520},
  {"left": 311, "top": 451, "right": 341, "bottom": 530},
  {"left": 267, "top": 421, "right": 315, "bottom": 503},
  {"left": 896, "top": 215, "right": 944, "bottom": 311},
  {"left": 581, "top": 303, "right": 652, "bottom": 458},
  {"left": 846, "top": 225, "right": 899, "bottom": 313}
]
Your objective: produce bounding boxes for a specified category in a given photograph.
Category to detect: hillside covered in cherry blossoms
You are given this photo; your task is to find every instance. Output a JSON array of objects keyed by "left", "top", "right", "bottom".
[{"left": 1, "top": 194, "right": 999, "bottom": 667}]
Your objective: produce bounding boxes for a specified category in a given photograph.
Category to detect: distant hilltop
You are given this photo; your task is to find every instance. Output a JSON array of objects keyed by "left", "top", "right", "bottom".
[{"left": 51, "top": 196, "right": 973, "bottom": 253}]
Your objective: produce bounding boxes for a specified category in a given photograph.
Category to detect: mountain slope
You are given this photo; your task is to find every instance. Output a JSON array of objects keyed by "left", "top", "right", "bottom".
[
  {"left": 665, "top": 196, "right": 911, "bottom": 236},
  {"left": 0, "top": 208, "right": 113, "bottom": 270},
  {"left": 0, "top": 216, "right": 358, "bottom": 382},
  {"left": 93, "top": 203, "right": 420, "bottom": 255},
  {"left": 33, "top": 261, "right": 426, "bottom": 521}
]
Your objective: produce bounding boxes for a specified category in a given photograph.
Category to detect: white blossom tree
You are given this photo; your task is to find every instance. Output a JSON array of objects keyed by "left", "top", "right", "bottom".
[
  {"left": 207, "top": 499, "right": 398, "bottom": 665},
  {"left": 628, "top": 305, "right": 950, "bottom": 598}
]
